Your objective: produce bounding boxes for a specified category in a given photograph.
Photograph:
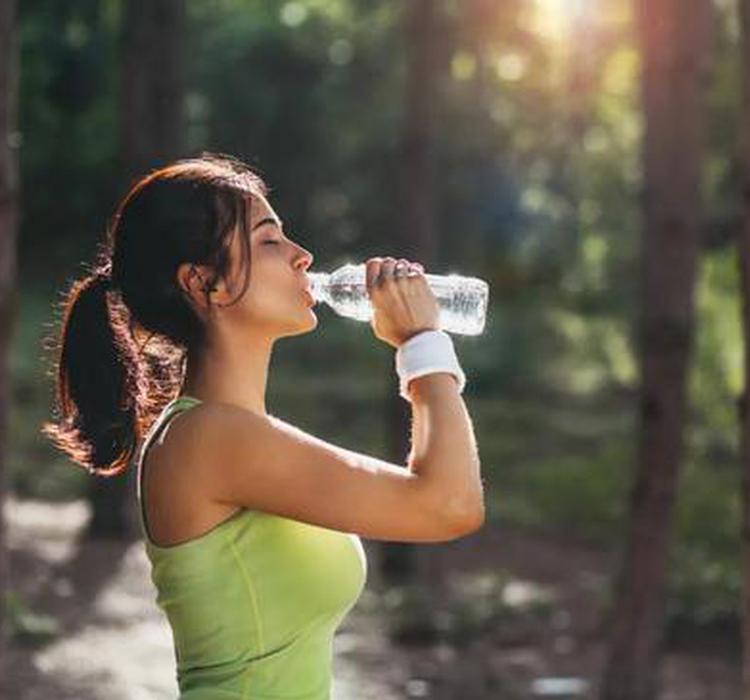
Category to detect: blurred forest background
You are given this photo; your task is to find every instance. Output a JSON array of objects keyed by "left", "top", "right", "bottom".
[{"left": 1, "top": 0, "right": 748, "bottom": 698}]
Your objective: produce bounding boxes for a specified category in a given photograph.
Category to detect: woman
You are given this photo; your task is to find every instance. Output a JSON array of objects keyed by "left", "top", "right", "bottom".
[{"left": 41, "top": 152, "right": 484, "bottom": 699}]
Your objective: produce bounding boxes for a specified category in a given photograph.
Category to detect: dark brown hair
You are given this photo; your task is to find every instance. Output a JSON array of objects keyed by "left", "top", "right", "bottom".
[{"left": 41, "top": 152, "right": 268, "bottom": 477}]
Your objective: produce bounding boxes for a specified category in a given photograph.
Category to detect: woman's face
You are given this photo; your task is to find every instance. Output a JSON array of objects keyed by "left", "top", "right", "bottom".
[
  {"left": 229, "top": 192, "right": 317, "bottom": 338},
  {"left": 183, "top": 192, "right": 317, "bottom": 339}
]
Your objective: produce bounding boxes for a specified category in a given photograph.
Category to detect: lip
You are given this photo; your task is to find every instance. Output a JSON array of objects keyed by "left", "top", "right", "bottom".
[{"left": 302, "top": 289, "right": 316, "bottom": 306}]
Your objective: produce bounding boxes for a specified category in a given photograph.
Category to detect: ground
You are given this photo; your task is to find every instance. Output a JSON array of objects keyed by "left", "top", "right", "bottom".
[{"left": 1, "top": 496, "right": 742, "bottom": 699}]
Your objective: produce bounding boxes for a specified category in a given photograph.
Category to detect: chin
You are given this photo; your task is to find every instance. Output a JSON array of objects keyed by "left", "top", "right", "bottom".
[
  {"left": 277, "top": 308, "right": 319, "bottom": 338},
  {"left": 299, "top": 310, "right": 319, "bottom": 333}
]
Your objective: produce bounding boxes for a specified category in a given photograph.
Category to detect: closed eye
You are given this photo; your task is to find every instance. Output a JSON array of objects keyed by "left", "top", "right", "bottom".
[{"left": 264, "top": 240, "right": 281, "bottom": 245}]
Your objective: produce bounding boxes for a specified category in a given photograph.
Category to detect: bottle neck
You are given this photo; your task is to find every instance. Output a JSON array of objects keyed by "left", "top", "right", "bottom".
[{"left": 308, "top": 271, "right": 330, "bottom": 304}]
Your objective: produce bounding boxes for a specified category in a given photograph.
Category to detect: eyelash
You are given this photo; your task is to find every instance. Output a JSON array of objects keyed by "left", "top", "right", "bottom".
[{"left": 264, "top": 240, "right": 280, "bottom": 245}]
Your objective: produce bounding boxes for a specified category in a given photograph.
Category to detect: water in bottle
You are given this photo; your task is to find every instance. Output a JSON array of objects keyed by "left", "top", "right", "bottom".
[{"left": 307, "top": 262, "right": 489, "bottom": 335}]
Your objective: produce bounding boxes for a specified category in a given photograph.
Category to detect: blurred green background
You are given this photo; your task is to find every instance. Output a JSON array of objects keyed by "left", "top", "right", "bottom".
[{"left": 9, "top": 0, "right": 743, "bottom": 637}]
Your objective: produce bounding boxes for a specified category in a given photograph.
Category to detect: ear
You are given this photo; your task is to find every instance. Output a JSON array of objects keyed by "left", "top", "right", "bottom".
[{"left": 176, "top": 262, "right": 221, "bottom": 311}]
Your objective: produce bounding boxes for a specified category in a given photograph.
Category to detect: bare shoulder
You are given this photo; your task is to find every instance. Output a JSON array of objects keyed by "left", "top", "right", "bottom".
[{"left": 140, "top": 403, "right": 241, "bottom": 543}]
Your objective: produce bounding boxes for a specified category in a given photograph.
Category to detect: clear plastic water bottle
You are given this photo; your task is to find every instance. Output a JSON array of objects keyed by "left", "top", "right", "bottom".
[{"left": 307, "top": 262, "right": 490, "bottom": 335}]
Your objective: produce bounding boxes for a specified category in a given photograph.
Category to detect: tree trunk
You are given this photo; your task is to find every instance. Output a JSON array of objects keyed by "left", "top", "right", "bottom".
[
  {"left": 0, "top": 0, "right": 19, "bottom": 651},
  {"left": 381, "top": 0, "right": 445, "bottom": 641},
  {"left": 86, "top": 0, "right": 186, "bottom": 540},
  {"left": 601, "top": 2, "right": 712, "bottom": 698},
  {"left": 118, "top": 0, "right": 186, "bottom": 182},
  {"left": 738, "top": 2, "right": 750, "bottom": 695}
]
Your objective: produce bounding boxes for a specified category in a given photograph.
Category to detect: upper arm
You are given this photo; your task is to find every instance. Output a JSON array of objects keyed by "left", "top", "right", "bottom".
[{"left": 169, "top": 403, "right": 482, "bottom": 543}]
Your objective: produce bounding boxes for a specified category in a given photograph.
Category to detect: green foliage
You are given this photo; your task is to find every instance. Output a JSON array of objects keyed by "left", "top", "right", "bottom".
[
  {"left": 9, "top": 283, "right": 90, "bottom": 500},
  {"left": 3, "top": 590, "right": 60, "bottom": 646},
  {"left": 498, "top": 428, "right": 634, "bottom": 544},
  {"left": 667, "top": 449, "right": 742, "bottom": 629},
  {"left": 377, "top": 569, "right": 557, "bottom": 647},
  {"left": 12, "top": 0, "right": 749, "bottom": 634}
]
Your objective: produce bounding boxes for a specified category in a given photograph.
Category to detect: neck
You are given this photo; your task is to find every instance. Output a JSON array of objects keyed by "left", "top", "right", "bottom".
[{"left": 180, "top": 327, "right": 274, "bottom": 417}]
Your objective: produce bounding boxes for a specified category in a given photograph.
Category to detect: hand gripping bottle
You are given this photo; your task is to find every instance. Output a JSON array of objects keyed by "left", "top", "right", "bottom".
[{"left": 307, "top": 262, "right": 489, "bottom": 335}]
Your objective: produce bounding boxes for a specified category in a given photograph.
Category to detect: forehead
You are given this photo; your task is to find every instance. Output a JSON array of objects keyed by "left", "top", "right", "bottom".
[
  {"left": 249, "top": 194, "right": 277, "bottom": 224},
  {"left": 247, "top": 195, "right": 283, "bottom": 239}
]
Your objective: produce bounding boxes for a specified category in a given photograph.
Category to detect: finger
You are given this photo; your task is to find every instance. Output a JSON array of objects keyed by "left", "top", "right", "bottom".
[
  {"left": 405, "top": 264, "right": 424, "bottom": 296},
  {"left": 394, "top": 259, "right": 410, "bottom": 281},
  {"left": 365, "top": 258, "right": 383, "bottom": 294},
  {"left": 378, "top": 258, "right": 397, "bottom": 286}
]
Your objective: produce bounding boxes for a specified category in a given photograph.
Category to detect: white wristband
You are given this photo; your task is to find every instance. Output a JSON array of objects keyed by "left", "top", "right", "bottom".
[{"left": 395, "top": 329, "right": 466, "bottom": 401}]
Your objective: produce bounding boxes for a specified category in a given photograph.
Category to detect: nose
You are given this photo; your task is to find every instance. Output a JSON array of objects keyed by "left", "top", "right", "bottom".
[{"left": 294, "top": 245, "right": 314, "bottom": 272}]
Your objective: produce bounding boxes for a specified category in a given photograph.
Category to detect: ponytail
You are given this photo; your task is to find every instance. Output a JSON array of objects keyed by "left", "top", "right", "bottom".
[
  {"left": 40, "top": 152, "right": 269, "bottom": 478},
  {"left": 41, "top": 267, "right": 145, "bottom": 477}
]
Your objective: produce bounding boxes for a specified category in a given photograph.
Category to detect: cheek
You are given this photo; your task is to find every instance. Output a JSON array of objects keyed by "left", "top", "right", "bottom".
[{"left": 240, "top": 267, "right": 292, "bottom": 316}]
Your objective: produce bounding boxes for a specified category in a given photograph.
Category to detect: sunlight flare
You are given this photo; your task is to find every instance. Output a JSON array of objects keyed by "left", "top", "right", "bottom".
[{"left": 534, "top": 0, "right": 589, "bottom": 42}]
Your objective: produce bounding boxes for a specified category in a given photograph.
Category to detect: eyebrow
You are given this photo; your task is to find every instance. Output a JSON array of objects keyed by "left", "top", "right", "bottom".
[{"left": 251, "top": 216, "right": 283, "bottom": 233}]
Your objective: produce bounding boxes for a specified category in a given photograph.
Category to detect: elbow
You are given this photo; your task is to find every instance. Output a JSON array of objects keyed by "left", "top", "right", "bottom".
[{"left": 447, "top": 500, "right": 485, "bottom": 539}]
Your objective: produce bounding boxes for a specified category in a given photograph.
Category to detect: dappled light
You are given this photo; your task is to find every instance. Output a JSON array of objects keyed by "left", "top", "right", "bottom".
[{"left": 1, "top": 0, "right": 747, "bottom": 698}]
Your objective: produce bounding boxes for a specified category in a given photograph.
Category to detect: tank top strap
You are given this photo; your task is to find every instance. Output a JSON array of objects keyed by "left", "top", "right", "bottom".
[{"left": 136, "top": 395, "right": 203, "bottom": 529}]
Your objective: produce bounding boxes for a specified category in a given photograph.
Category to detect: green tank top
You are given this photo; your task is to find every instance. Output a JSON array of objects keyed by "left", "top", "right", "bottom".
[{"left": 135, "top": 395, "right": 368, "bottom": 699}]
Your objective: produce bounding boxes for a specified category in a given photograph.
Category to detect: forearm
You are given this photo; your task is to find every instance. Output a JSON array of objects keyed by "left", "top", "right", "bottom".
[{"left": 406, "top": 373, "right": 484, "bottom": 523}]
